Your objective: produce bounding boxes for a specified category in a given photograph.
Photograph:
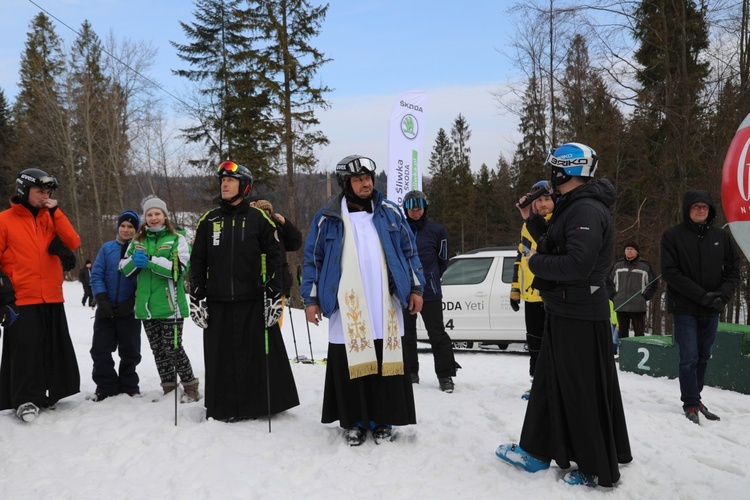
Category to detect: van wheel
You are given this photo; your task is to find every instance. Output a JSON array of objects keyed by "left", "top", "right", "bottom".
[
  {"left": 452, "top": 341, "right": 474, "bottom": 349},
  {"left": 496, "top": 343, "right": 509, "bottom": 350}
]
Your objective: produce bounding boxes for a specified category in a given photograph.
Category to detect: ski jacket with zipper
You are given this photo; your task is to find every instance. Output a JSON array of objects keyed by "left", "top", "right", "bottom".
[
  {"left": 189, "top": 200, "right": 282, "bottom": 302},
  {"left": 0, "top": 198, "right": 80, "bottom": 306},
  {"left": 302, "top": 190, "right": 425, "bottom": 318},
  {"left": 407, "top": 216, "right": 448, "bottom": 302},
  {"left": 122, "top": 228, "right": 190, "bottom": 319},
  {"left": 660, "top": 190, "right": 739, "bottom": 315},
  {"left": 90, "top": 238, "right": 137, "bottom": 308},
  {"left": 610, "top": 255, "right": 657, "bottom": 313},
  {"left": 512, "top": 213, "right": 553, "bottom": 303},
  {"left": 526, "top": 179, "right": 615, "bottom": 321}
]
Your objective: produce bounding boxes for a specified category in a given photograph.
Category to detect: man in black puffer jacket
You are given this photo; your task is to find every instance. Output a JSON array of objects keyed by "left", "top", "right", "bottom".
[
  {"left": 401, "top": 190, "right": 458, "bottom": 393},
  {"left": 661, "top": 190, "right": 739, "bottom": 425}
]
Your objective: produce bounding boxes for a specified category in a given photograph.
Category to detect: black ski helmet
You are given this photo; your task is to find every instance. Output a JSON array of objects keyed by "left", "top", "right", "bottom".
[
  {"left": 16, "top": 168, "right": 58, "bottom": 202},
  {"left": 335, "top": 155, "right": 376, "bottom": 190},
  {"left": 217, "top": 160, "right": 253, "bottom": 200},
  {"left": 403, "top": 190, "right": 428, "bottom": 210}
]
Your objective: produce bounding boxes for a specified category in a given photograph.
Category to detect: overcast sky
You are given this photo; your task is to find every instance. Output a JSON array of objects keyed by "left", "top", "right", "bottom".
[{"left": 1, "top": 0, "right": 522, "bottom": 173}]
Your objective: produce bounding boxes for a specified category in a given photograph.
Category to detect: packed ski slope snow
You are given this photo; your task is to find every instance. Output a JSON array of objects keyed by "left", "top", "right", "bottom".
[{"left": 1, "top": 282, "right": 748, "bottom": 499}]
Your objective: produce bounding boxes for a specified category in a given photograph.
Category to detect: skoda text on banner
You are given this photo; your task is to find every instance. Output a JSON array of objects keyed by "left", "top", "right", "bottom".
[{"left": 387, "top": 91, "right": 427, "bottom": 205}]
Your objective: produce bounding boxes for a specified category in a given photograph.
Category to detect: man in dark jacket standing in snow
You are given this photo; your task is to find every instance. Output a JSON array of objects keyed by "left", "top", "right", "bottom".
[
  {"left": 401, "top": 190, "right": 457, "bottom": 393},
  {"left": 610, "top": 241, "right": 658, "bottom": 338},
  {"left": 495, "top": 143, "right": 631, "bottom": 488},
  {"left": 661, "top": 190, "right": 739, "bottom": 425}
]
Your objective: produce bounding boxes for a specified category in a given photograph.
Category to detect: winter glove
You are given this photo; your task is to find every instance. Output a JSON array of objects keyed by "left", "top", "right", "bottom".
[
  {"left": 1, "top": 303, "right": 19, "bottom": 327},
  {"left": 132, "top": 250, "right": 149, "bottom": 269},
  {"left": 95, "top": 293, "right": 113, "bottom": 319},
  {"left": 113, "top": 296, "right": 136, "bottom": 317},
  {"left": 510, "top": 287, "right": 521, "bottom": 312},
  {"left": 189, "top": 296, "right": 209, "bottom": 329},
  {"left": 190, "top": 286, "right": 206, "bottom": 301},
  {"left": 265, "top": 290, "right": 283, "bottom": 328},
  {"left": 48, "top": 236, "right": 77, "bottom": 271},
  {"left": 702, "top": 292, "right": 725, "bottom": 312}
]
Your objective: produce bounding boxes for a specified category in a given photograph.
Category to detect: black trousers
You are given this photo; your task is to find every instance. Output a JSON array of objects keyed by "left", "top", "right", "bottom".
[
  {"left": 524, "top": 301, "right": 545, "bottom": 377},
  {"left": 82, "top": 284, "right": 95, "bottom": 307},
  {"left": 616, "top": 311, "right": 646, "bottom": 337},
  {"left": 402, "top": 300, "right": 457, "bottom": 378},
  {"left": 91, "top": 314, "right": 142, "bottom": 395}
]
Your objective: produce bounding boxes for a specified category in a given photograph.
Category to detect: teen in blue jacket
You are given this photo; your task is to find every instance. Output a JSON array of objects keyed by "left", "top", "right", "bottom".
[{"left": 89, "top": 210, "right": 142, "bottom": 401}]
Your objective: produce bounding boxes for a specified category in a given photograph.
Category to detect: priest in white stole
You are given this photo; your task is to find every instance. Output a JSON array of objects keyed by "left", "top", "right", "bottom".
[{"left": 302, "top": 155, "right": 425, "bottom": 446}]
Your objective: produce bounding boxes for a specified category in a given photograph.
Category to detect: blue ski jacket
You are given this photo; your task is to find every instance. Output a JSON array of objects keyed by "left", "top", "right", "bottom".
[
  {"left": 90, "top": 239, "right": 138, "bottom": 307},
  {"left": 301, "top": 190, "right": 425, "bottom": 318}
]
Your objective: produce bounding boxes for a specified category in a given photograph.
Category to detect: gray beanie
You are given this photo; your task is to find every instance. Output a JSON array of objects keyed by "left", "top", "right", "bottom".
[{"left": 141, "top": 195, "right": 169, "bottom": 219}]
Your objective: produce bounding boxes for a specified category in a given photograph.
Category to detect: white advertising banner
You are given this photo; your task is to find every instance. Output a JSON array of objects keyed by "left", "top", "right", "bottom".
[{"left": 387, "top": 90, "right": 427, "bottom": 205}]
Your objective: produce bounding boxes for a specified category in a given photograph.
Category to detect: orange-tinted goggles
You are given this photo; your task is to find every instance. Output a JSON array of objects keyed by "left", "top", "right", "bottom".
[{"left": 218, "top": 161, "right": 240, "bottom": 173}]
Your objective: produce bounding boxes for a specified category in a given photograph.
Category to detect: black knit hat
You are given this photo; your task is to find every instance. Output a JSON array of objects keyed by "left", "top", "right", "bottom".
[
  {"left": 624, "top": 241, "right": 639, "bottom": 253},
  {"left": 117, "top": 209, "right": 141, "bottom": 228}
]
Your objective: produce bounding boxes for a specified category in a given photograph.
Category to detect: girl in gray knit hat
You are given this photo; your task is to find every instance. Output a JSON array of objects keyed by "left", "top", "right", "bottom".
[{"left": 121, "top": 195, "right": 200, "bottom": 402}]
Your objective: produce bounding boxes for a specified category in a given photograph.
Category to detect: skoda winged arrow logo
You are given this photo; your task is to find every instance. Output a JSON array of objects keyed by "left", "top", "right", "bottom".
[{"left": 401, "top": 114, "right": 418, "bottom": 140}]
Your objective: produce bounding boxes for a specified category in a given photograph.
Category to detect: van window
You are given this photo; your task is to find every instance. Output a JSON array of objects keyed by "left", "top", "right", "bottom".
[
  {"left": 501, "top": 256, "right": 516, "bottom": 283},
  {"left": 441, "top": 257, "right": 493, "bottom": 285}
]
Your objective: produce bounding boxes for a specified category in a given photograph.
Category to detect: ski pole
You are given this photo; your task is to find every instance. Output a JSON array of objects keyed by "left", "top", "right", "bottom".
[
  {"left": 614, "top": 274, "right": 661, "bottom": 312},
  {"left": 297, "top": 264, "right": 314, "bottom": 363},
  {"left": 261, "top": 254, "right": 272, "bottom": 433},
  {"left": 287, "top": 296, "right": 300, "bottom": 362},
  {"left": 172, "top": 249, "right": 180, "bottom": 426}
]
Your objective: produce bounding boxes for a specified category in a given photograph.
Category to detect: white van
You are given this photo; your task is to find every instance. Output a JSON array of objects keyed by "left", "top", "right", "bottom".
[{"left": 416, "top": 247, "right": 527, "bottom": 349}]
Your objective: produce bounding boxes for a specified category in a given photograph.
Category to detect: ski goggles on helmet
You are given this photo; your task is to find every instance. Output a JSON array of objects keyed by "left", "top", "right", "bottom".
[
  {"left": 403, "top": 198, "right": 426, "bottom": 210},
  {"left": 20, "top": 172, "right": 58, "bottom": 190},
  {"left": 335, "top": 156, "right": 377, "bottom": 175},
  {"left": 218, "top": 160, "right": 240, "bottom": 174},
  {"left": 36, "top": 175, "right": 58, "bottom": 190}
]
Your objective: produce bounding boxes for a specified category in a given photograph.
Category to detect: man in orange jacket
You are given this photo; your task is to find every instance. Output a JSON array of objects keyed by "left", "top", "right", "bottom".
[{"left": 0, "top": 168, "right": 81, "bottom": 422}]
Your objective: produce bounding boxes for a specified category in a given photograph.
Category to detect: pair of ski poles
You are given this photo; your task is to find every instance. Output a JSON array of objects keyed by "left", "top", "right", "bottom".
[{"left": 287, "top": 264, "right": 314, "bottom": 364}]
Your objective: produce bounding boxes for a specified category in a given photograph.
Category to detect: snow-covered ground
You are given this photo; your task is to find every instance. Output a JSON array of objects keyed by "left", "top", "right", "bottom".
[{"left": 1, "top": 281, "right": 748, "bottom": 499}]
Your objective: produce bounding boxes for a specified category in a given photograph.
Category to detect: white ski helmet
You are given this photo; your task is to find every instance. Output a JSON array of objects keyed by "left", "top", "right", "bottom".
[{"left": 545, "top": 143, "right": 598, "bottom": 187}]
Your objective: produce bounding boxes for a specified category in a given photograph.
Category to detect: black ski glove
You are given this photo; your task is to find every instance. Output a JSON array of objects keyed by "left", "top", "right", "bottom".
[
  {"left": 700, "top": 292, "right": 724, "bottom": 311},
  {"left": 190, "top": 286, "right": 206, "bottom": 301},
  {"left": 510, "top": 287, "right": 521, "bottom": 312},
  {"left": 95, "top": 293, "right": 113, "bottom": 319},
  {"left": 113, "top": 296, "right": 136, "bottom": 317},
  {"left": 48, "top": 236, "right": 77, "bottom": 271}
]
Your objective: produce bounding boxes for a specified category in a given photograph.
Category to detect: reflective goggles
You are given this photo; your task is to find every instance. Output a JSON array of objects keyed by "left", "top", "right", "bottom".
[
  {"left": 218, "top": 160, "right": 240, "bottom": 173},
  {"left": 37, "top": 176, "right": 59, "bottom": 190},
  {"left": 404, "top": 198, "right": 426, "bottom": 210},
  {"left": 336, "top": 156, "right": 377, "bottom": 175}
]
